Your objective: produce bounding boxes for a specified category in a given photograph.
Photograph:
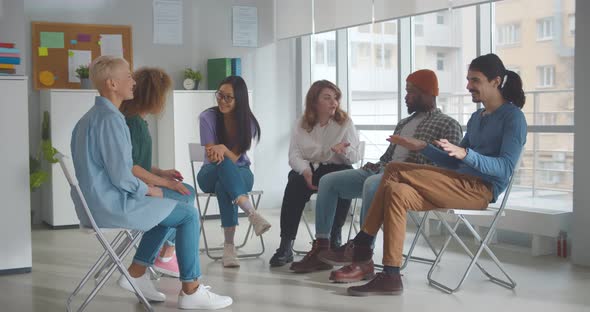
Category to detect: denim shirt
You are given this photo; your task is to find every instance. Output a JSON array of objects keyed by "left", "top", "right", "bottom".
[{"left": 70, "top": 96, "right": 176, "bottom": 231}]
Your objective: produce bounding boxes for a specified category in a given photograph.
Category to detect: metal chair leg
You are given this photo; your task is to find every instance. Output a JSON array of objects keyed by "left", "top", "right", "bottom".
[
  {"left": 401, "top": 211, "right": 438, "bottom": 270},
  {"left": 67, "top": 230, "right": 153, "bottom": 312},
  {"left": 427, "top": 212, "right": 516, "bottom": 293},
  {"left": 198, "top": 192, "right": 266, "bottom": 260}
]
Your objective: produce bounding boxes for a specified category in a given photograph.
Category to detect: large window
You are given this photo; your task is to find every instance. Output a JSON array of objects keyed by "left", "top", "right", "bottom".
[
  {"left": 413, "top": 6, "right": 478, "bottom": 125},
  {"left": 494, "top": 0, "right": 575, "bottom": 211},
  {"left": 311, "top": 31, "right": 336, "bottom": 83},
  {"left": 348, "top": 21, "right": 398, "bottom": 161},
  {"left": 301, "top": 0, "right": 575, "bottom": 213}
]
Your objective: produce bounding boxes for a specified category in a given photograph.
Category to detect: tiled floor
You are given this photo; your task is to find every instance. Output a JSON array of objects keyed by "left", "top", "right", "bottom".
[{"left": 1, "top": 209, "right": 589, "bottom": 312}]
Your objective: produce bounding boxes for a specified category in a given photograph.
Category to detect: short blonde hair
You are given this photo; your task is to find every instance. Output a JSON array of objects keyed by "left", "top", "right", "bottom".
[{"left": 89, "top": 55, "right": 129, "bottom": 89}]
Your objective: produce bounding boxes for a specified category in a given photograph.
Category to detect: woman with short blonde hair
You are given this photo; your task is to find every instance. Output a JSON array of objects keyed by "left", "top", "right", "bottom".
[{"left": 70, "top": 56, "right": 232, "bottom": 309}]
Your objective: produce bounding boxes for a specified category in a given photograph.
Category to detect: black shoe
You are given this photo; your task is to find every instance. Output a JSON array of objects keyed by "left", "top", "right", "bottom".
[{"left": 269, "top": 238, "right": 294, "bottom": 267}]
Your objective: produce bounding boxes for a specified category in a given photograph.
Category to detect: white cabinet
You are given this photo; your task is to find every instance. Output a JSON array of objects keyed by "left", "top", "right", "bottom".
[
  {"left": 157, "top": 90, "right": 253, "bottom": 187},
  {"left": 40, "top": 89, "right": 97, "bottom": 227},
  {"left": 0, "top": 76, "right": 32, "bottom": 272}
]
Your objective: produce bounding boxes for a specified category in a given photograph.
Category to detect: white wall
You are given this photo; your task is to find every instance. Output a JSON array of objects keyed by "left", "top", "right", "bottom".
[
  {"left": 21, "top": 0, "right": 295, "bottom": 221},
  {"left": 190, "top": 0, "right": 296, "bottom": 208},
  {"left": 572, "top": 0, "right": 590, "bottom": 266}
]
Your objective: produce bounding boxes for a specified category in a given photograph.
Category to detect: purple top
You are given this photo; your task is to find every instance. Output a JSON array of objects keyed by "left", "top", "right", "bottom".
[{"left": 199, "top": 108, "right": 255, "bottom": 167}]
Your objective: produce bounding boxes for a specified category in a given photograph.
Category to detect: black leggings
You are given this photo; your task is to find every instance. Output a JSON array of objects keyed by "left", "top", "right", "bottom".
[{"left": 279, "top": 164, "right": 353, "bottom": 240}]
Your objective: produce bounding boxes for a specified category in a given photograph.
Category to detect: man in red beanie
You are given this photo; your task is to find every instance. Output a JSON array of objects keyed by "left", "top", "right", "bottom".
[{"left": 288, "top": 69, "right": 463, "bottom": 278}]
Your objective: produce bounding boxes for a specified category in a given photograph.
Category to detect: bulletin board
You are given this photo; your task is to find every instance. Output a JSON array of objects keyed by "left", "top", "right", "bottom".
[{"left": 31, "top": 22, "right": 133, "bottom": 90}]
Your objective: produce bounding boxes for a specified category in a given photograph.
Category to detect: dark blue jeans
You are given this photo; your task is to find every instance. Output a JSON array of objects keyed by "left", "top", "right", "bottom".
[
  {"left": 161, "top": 183, "right": 196, "bottom": 246},
  {"left": 133, "top": 202, "right": 201, "bottom": 282}
]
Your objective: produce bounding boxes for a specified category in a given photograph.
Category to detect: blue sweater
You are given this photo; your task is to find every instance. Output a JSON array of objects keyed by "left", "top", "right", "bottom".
[{"left": 421, "top": 103, "right": 527, "bottom": 202}]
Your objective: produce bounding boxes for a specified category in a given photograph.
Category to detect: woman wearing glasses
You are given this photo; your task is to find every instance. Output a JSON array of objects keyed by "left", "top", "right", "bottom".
[
  {"left": 269, "top": 80, "right": 360, "bottom": 269},
  {"left": 197, "top": 75, "right": 270, "bottom": 268}
]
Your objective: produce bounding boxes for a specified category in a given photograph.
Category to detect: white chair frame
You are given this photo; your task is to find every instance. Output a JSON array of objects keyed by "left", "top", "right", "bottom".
[{"left": 57, "top": 153, "right": 154, "bottom": 312}]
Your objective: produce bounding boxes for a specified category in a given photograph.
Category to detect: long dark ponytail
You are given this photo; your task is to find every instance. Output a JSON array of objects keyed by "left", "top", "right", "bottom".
[
  {"left": 469, "top": 53, "right": 526, "bottom": 108},
  {"left": 213, "top": 76, "right": 261, "bottom": 154}
]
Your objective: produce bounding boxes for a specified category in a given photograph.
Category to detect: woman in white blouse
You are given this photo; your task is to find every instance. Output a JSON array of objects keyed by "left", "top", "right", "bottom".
[{"left": 269, "top": 80, "right": 360, "bottom": 268}]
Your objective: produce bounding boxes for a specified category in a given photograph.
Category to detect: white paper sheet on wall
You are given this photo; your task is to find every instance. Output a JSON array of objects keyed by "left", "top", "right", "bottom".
[
  {"left": 99, "top": 34, "right": 123, "bottom": 58},
  {"left": 232, "top": 6, "right": 258, "bottom": 47},
  {"left": 68, "top": 50, "right": 92, "bottom": 83},
  {"left": 153, "top": 0, "right": 183, "bottom": 45}
]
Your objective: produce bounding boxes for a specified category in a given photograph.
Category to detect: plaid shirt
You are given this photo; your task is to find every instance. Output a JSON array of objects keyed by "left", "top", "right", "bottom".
[{"left": 378, "top": 109, "right": 463, "bottom": 167}]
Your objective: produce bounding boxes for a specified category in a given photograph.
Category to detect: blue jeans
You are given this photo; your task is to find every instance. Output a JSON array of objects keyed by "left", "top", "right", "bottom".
[
  {"left": 315, "top": 168, "right": 384, "bottom": 239},
  {"left": 197, "top": 158, "right": 254, "bottom": 227},
  {"left": 162, "top": 183, "right": 196, "bottom": 247},
  {"left": 133, "top": 202, "right": 201, "bottom": 282}
]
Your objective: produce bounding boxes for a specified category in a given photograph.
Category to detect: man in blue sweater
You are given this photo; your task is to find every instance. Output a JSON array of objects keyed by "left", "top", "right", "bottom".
[{"left": 320, "top": 53, "right": 527, "bottom": 296}]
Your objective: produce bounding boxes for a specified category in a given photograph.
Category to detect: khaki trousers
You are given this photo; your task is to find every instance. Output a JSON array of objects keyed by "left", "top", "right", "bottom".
[{"left": 362, "top": 162, "right": 493, "bottom": 267}]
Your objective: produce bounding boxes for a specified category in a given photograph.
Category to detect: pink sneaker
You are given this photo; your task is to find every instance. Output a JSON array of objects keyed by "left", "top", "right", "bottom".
[{"left": 153, "top": 254, "right": 180, "bottom": 278}]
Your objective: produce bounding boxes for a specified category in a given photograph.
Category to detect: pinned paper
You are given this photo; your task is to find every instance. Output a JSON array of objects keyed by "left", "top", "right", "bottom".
[
  {"left": 39, "top": 70, "right": 56, "bottom": 86},
  {"left": 99, "top": 34, "right": 123, "bottom": 57},
  {"left": 70, "top": 39, "right": 78, "bottom": 45},
  {"left": 40, "top": 32, "right": 64, "bottom": 48},
  {"left": 38, "top": 47, "right": 48, "bottom": 56},
  {"left": 68, "top": 50, "right": 92, "bottom": 83},
  {"left": 77, "top": 33, "right": 91, "bottom": 42}
]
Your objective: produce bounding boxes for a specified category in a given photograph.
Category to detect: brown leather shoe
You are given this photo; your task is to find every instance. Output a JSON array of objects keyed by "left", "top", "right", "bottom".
[
  {"left": 347, "top": 272, "right": 404, "bottom": 296},
  {"left": 290, "top": 239, "right": 333, "bottom": 273},
  {"left": 329, "top": 260, "right": 375, "bottom": 283},
  {"left": 318, "top": 240, "right": 354, "bottom": 266}
]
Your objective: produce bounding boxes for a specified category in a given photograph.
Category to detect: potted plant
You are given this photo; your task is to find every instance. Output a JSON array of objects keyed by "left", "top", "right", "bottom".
[
  {"left": 75, "top": 64, "right": 92, "bottom": 89},
  {"left": 30, "top": 111, "right": 59, "bottom": 191},
  {"left": 183, "top": 68, "right": 202, "bottom": 90}
]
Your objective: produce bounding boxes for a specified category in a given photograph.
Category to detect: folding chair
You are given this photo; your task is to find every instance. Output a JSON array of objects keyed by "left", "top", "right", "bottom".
[
  {"left": 188, "top": 143, "right": 265, "bottom": 261},
  {"left": 426, "top": 157, "right": 522, "bottom": 294},
  {"left": 57, "top": 153, "right": 153, "bottom": 312},
  {"left": 293, "top": 141, "right": 366, "bottom": 255}
]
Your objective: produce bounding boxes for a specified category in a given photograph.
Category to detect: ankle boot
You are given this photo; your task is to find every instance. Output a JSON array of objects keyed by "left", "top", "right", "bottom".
[
  {"left": 269, "top": 238, "right": 294, "bottom": 267},
  {"left": 290, "top": 239, "right": 333, "bottom": 273}
]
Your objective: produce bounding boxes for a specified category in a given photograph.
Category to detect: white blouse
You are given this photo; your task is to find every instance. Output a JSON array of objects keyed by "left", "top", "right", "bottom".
[{"left": 288, "top": 116, "right": 361, "bottom": 174}]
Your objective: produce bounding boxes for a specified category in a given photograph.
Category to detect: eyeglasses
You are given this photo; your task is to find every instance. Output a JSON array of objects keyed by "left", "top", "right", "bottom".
[{"left": 215, "top": 91, "right": 235, "bottom": 103}]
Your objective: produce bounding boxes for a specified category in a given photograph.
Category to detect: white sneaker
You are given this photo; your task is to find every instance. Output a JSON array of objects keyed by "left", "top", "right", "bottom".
[
  {"left": 248, "top": 212, "right": 271, "bottom": 236},
  {"left": 117, "top": 273, "right": 166, "bottom": 302},
  {"left": 222, "top": 243, "right": 240, "bottom": 268},
  {"left": 177, "top": 285, "right": 233, "bottom": 310}
]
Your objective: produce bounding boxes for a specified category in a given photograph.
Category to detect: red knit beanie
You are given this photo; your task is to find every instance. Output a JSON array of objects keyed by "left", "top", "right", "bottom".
[{"left": 406, "top": 69, "right": 439, "bottom": 96}]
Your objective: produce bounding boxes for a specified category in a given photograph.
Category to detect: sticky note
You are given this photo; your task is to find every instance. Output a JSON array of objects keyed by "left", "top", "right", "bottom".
[
  {"left": 40, "top": 32, "right": 65, "bottom": 48},
  {"left": 70, "top": 39, "right": 78, "bottom": 45},
  {"left": 68, "top": 51, "right": 74, "bottom": 57},
  {"left": 77, "top": 34, "right": 91, "bottom": 42},
  {"left": 97, "top": 41, "right": 102, "bottom": 46},
  {"left": 38, "top": 47, "right": 48, "bottom": 56},
  {"left": 39, "top": 70, "right": 56, "bottom": 86}
]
